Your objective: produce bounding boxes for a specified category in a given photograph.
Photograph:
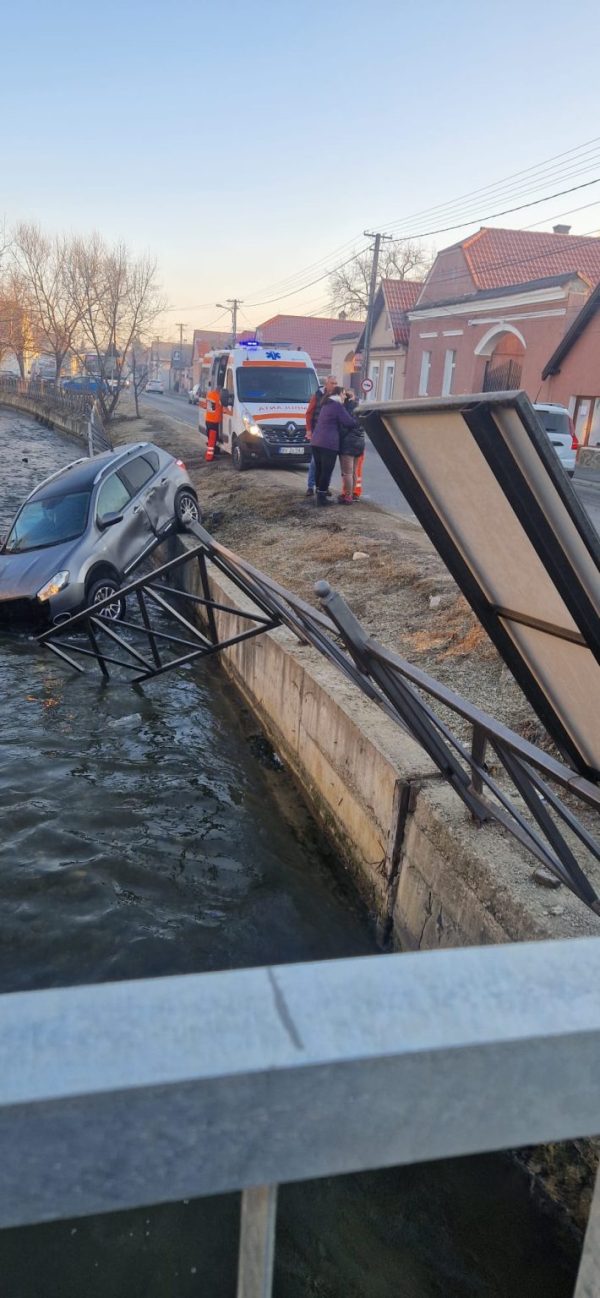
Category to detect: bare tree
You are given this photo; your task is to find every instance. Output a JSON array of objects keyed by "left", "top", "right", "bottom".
[
  {"left": 13, "top": 223, "right": 84, "bottom": 379},
  {"left": 328, "top": 239, "right": 432, "bottom": 317},
  {"left": 0, "top": 269, "right": 37, "bottom": 377},
  {"left": 130, "top": 337, "right": 151, "bottom": 417},
  {"left": 70, "top": 236, "right": 164, "bottom": 422}
]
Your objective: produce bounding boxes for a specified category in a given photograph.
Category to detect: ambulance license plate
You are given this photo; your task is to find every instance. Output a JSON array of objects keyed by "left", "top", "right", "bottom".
[{"left": 279, "top": 447, "right": 304, "bottom": 455}]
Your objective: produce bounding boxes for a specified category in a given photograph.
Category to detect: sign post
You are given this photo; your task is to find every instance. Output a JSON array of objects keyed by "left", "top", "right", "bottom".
[{"left": 361, "top": 377, "right": 373, "bottom": 396}]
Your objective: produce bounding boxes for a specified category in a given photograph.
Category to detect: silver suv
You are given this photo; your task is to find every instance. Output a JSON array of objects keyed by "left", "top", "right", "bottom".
[{"left": 0, "top": 442, "right": 199, "bottom": 629}]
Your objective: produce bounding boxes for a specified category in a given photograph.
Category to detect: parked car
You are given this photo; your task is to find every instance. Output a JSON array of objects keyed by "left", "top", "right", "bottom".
[
  {"left": 188, "top": 384, "right": 201, "bottom": 405},
  {"left": 146, "top": 378, "right": 164, "bottom": 394},
  {"left": 533, "top": 403, "right": 579, "bottom": 476},
  {"left": 62, "top": 376, "right": 104, "bottom": 394},
  {"left": 0, "top": 443, "right": 200, "bottom": 630}
]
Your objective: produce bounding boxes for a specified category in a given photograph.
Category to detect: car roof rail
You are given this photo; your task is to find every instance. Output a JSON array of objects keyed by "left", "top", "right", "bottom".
[
  {"left": 92, "top": 443, "right": 150, "bottom": 484},
  {"left": 24, "top": 457, "right": 89, "bottom": 503}
]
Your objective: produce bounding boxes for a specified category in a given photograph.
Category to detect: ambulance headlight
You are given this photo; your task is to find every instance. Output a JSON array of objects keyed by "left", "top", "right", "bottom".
[{"left": 243, "top": 417, "right": 263, "bottom": 437}]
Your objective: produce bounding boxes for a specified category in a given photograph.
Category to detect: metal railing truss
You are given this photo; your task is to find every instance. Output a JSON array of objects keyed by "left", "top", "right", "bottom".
[{"left": 39, "top": 521, "right": 600, "bottom": 916}]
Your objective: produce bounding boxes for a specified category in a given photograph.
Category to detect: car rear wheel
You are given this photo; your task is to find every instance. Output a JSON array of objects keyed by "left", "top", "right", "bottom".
[
  {"left": 175, "top": 488, "right": 200, "bottom": 529},
  {"left": 87, "top": 576, "right": 126, "bottom": 622}
]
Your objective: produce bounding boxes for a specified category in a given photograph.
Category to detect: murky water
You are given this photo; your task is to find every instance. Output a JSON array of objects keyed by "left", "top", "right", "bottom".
[{"left": 0, "top": 410, "right": 579, "bottom": 1295}]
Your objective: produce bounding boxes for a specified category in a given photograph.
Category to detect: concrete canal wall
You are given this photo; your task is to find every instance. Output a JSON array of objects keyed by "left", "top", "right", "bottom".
[{"left": 169, "top": 537, "right": 600, "bottom": 953}]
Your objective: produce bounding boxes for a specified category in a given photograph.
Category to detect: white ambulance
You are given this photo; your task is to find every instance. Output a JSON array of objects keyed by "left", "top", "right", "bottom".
[{"left": 198, "top": 341, "right": 319, "bottom": 470}]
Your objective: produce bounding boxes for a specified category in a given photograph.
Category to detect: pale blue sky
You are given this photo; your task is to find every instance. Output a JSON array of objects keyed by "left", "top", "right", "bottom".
[{"left": 3, "top": 0, "right": 600, "bottom": 336}]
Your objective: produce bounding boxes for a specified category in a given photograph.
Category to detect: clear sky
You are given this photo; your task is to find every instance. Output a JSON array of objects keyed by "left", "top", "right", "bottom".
[{"left": 3, "top": 0, "right": 600, "bottom": 339}]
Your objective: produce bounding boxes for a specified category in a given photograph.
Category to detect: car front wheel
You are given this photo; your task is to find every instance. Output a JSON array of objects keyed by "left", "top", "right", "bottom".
[
  {"left": 232, "top": 438, "right": 248, "bottom": 472},
  {"left": 87, "top": 576, "right": 126, "bottom": 622},
  {"left": 175, "top": 488, "right": 200, "bottom": 529}
]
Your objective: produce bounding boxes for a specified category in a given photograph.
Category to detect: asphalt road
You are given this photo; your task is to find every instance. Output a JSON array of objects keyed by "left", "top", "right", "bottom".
[{"left": 141, "top": 390, "right": 600, "bottom": 532}]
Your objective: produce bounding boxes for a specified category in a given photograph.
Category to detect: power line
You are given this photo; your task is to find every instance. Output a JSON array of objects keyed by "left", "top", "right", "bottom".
[
  {"left": 376, "top": 137, "right": 600, "bottom": 235},
  {"left": 161, "top": 139, "right": 600, "bottom": 319}
]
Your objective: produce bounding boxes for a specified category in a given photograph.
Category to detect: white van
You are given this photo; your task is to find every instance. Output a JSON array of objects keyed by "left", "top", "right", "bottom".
[{"left": 198, "top": 341, "right": 319, "bottom": 470}]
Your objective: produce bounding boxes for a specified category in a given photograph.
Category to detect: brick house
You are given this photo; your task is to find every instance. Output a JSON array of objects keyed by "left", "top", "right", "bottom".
[
  {"left": 355, "top": 279, "right": 424, "bottom": 402},
  {"left": 539, "top": 279, "right": 600, "bottom": 446},
  {"left": 403, "top": 226, "right": 600, "bottom": 402}
]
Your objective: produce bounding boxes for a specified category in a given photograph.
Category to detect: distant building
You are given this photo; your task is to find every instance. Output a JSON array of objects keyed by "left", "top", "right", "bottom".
[
  {"left": 250, "top": 314, "right": 364, "bottom": 381},
  {"left": 330, "top": 329, "right": 363, "bottom": 391},
  {"left": 191, "top": 329, "right": 235, "bottom": 386},
  {"left": 355, "top": 279, "right": 424, "bottom": 402},
  {"left": 403, "top": 225, "right": 600, "bottom": 402}
]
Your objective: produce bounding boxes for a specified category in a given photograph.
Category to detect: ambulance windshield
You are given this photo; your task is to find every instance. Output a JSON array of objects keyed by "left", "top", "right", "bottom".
[{"left": 236, "top": 366, "right": 318, "bottom": 404}]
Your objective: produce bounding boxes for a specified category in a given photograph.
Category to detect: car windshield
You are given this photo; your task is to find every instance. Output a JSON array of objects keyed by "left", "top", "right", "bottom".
[
  {"left": 5, "top": 491, "right": 91, "bottom": 553},
  {"left": 236, "top": 366, "right": 318, "bottom": 404}
]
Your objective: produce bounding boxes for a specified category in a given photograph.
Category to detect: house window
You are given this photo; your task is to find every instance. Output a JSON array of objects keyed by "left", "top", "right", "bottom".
[
  {"left": 368, "top": 361, "right": 380, "bottom": 401},
  {"left": 442, "top": 349, "right": 456, "bottom": 396},
  {"left": 383, "top": 362, "right": 395, "bottom": 400},
  {"left": 419, "top": 350, "right": 432, "bottom": 397}
]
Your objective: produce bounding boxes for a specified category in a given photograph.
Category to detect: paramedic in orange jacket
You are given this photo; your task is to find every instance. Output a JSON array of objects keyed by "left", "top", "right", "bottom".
[{"left": 205, "top": 388, "right": 222, "bottom": 462}]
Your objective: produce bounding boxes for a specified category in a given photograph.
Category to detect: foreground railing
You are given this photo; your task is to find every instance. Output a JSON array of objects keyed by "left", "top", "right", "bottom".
[{"left": 0, "top": 939, "right": 599, "bottom": 1294}]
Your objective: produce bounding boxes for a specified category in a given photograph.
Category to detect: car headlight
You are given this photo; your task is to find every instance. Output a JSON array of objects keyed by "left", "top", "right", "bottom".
[
  {"left": 37, "top": 571, "right": 70, "bottom": 602},
  {"left": 243, "top": 416, "right": 263, "bottom": 437}
]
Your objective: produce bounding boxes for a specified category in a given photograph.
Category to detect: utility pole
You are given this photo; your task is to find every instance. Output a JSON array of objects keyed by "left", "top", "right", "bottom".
[
  {"left": 361, "top": 231, "right": 393, "bottom": 393},
  {"left": 217, "top": 299, "right": 242, "bottom": 346},
  {"left": 174, "top": 322, "right": 187, "bottom": 392}
]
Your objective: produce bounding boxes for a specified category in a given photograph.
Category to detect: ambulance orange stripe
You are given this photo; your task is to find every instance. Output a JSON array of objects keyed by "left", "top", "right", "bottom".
[{"left": 250, "top": 411, "right": 307, "bottom": 422}]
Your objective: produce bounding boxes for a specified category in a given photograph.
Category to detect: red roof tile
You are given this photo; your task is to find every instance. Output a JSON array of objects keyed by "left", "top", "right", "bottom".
[
  {"left": 380, "top": 279, "right": 424, "bottom": 344},
  {"left": 459, "top": 227, "right": 600, "bottom": 292},
  {"left": 253, "top": 314, "right": 364, "bottom": 366}
]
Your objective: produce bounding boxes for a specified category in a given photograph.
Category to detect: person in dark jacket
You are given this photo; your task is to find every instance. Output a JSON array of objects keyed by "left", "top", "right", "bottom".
[
  {"left": 305, "top": 375, "right": 336, "bottom": 496},
  {"left": 339, "top": 411, "right": 366, "bottom": 503},
  {"left": 310, "top": 387, "right": 359, "bottom": 506}
]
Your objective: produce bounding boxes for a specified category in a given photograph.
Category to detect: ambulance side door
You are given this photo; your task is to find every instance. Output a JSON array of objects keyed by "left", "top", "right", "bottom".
[{"left": 221, "top": 365, "right": 235, "bottom": 448}]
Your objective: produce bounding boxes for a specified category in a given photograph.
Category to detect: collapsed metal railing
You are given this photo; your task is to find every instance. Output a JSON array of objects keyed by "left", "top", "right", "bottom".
[{"left": 39, "top": 520, "right": 600, "bottom": 915}]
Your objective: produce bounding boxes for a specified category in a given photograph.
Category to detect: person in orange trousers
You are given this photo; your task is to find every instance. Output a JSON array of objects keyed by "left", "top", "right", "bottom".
[
  {"left": 353, "top": 451, "right": 364, "bottom": 499},
  {"left": 204, "top": 389, "right": 222, "bottom": 462}
]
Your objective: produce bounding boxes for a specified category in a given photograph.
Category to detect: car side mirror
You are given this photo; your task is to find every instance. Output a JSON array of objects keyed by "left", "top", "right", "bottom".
[
  {"left": 220, "top": 388, "right": 233, "bottom": 408},
  {"left": 98, "top": 511, "right": 123, "bottom": 530}
]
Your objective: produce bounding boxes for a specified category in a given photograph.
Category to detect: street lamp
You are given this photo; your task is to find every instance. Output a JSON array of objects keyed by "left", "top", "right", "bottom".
[{"left": 216, "top": 300, "right": 240, "bottom": 345}]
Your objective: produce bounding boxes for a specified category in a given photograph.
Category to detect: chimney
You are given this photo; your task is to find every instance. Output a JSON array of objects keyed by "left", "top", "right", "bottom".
[{"left": 553, "top": 224, "right": 571, "bottom": 235}]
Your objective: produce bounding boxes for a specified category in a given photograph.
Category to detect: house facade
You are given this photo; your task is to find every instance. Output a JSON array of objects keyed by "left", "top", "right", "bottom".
[
  {"left": 403, "top": 226, "right": 600, "bottom": 404},
  {"left": 330, "top": 329, "right": 363, "bottom": 390},
  {"left": 540, "top": 280, "right": 600, "bottom": 446},
  {"left": 357, "top": 279, "right": 423, "bottom": 403}
]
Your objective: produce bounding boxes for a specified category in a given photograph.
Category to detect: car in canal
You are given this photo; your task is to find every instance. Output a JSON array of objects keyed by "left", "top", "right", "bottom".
[{"left": 0, "top": 442, "right": 200, "bottom": 630}]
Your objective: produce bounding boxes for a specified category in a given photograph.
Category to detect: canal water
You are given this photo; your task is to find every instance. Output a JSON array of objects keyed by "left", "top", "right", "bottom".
[{"left": 0, "top": 410, "right": 579, "bottom": 1295}]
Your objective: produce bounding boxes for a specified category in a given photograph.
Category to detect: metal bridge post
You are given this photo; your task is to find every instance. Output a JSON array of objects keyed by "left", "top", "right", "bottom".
[
  {"left": 575, "top": 1167, "right": 600, "bottom": 1297},
  {"left": 236, "top": 1184, "right": 278, "bottom": 1298}
]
